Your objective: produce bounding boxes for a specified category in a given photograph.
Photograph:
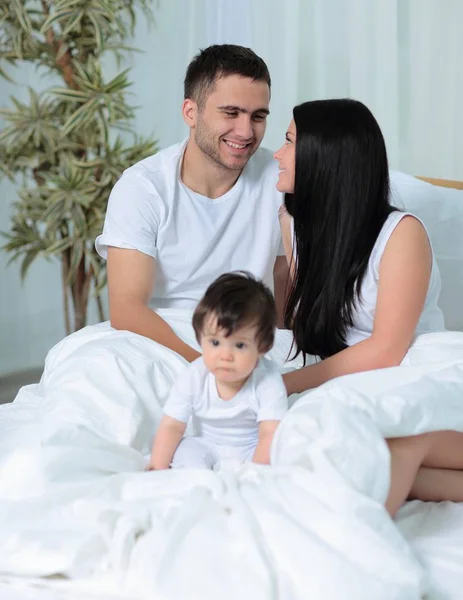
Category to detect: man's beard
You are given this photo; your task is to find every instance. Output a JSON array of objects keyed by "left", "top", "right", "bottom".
[{"left": 194, "top": 120, "right": 253, "bottom": 171}]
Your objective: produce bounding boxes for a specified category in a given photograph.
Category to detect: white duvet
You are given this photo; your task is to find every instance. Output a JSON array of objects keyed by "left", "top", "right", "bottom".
[{"left": 1, "top": 309, "right": 463, "bottom": 600}]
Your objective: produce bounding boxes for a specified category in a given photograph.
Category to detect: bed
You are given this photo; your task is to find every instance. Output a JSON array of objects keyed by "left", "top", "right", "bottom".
[{"left": 0, "top": 173, "right": 462, "bottom": 600}]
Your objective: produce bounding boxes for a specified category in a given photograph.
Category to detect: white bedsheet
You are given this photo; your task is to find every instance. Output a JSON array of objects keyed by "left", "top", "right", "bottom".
[{"left": 0, "top": 310, "right": 462, "bottom": 600}]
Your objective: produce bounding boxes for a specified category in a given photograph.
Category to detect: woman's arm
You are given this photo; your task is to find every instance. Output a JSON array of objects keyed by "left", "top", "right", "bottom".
[
  {"left": 283, "top": 216, "right": 432, "bottom": 395},
  {"left": 149, "top": 415, "right": 187, "bottom": 470}
]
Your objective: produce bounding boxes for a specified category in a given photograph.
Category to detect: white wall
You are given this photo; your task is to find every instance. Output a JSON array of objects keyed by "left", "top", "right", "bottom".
[{"left": 1, "top": 0, "right": 462, "bottom": 375}]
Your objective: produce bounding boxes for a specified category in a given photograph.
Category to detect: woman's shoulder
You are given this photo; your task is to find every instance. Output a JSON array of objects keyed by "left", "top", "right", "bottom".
[
  {"left": 383, "top": 210, "right": 424, "bottom": 233},
  {"left": 375, "top": 211, "right": 429, "bottom": 257},
  {"left": 386, "top": 213, "right": 430, "bottom": 249},
  {"left": 381, "top": 213, "right": 432, "bottom": 271}
]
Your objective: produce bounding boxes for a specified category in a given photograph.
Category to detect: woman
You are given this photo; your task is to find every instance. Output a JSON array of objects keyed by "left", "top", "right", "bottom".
[{"left": 274, "top": 98, "right": 463, "bottom": 515}]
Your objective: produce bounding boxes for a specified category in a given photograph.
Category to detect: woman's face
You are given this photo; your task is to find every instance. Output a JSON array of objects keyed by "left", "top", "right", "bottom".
[{"left": 274, "top": 119, "right": 296, "bottom": 193}]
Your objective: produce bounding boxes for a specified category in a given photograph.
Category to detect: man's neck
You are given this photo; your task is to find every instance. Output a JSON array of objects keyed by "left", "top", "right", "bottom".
[{"left": 181, "top": 140, "right": 242, "bottom": 199}]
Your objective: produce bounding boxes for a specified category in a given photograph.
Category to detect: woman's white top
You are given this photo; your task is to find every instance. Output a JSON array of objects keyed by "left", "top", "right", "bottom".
[
  {"left": 290, "top": 210, "right": 445, "bottom": 346},
  {"left": 346, "top": 211, "right": 445, "bottom": 345}
]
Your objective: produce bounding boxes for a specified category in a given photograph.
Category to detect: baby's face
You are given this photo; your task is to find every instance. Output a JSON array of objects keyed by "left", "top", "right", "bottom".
[{"left": 200, "top": 315, "right": 262, "bottom": 387}]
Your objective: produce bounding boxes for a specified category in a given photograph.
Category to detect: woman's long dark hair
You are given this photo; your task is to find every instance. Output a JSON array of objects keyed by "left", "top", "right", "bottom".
[{"left": 284, "top": 99, "right": 396, "bottom": 361}]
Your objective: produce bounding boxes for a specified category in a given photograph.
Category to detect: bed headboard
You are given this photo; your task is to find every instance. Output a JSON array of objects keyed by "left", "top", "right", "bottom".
[
  {"left": 417, "top": 176, "right": 463, "bottom": 191},
  {"left": 410, "top": 174, "right": 463, "bottom": 332}
]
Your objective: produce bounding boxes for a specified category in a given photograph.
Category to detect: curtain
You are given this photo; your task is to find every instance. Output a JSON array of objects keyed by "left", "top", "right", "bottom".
[{"left": 203, "top": 0, "right": 463, "bottom": 179}]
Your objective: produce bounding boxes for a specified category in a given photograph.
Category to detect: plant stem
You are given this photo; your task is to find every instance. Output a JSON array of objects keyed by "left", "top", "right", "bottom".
[
  {"left": 72, "top": 256, "right": 87, "bottom": 331},
  {"left": 40, "top": 0, "right": 78, "bottom": 89},
  {"left": 82, "top": 263, "right": 93, "bottom": 322},
  {"left": 61, "top": 253, "right": 71, "bottom": 336},
  {"left": 95, "top": 287, "right": 106, "bottom": 322}
]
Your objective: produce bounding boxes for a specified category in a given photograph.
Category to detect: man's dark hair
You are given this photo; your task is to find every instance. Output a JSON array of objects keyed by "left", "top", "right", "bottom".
[
  {"left": 184, "top": 44, "right": 271, "bottom": 109},
  {"left": 192, "top": 271, "right": 276, "bottom": 354}
]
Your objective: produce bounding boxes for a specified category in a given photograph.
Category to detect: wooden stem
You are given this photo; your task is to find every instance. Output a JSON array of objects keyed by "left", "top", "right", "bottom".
[
  {"left": 94, "top": 273, "right": 106, "bottom": 322},
  {"left": 61, "top": 252, "right": 71, "bottom": 336},
  {"left": 40, "top": 0, "right": 78, "bottom": 89}
]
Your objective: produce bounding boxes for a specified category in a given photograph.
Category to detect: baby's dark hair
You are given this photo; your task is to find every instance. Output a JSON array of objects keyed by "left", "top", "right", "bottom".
[{"left": 192, "top": 272, "right": 276, "bottom": 353}]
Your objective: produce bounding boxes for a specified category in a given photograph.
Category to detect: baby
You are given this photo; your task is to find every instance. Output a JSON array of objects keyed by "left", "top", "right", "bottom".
[{"left": 149, "top": 272, "right": 288, "bottom": 470}]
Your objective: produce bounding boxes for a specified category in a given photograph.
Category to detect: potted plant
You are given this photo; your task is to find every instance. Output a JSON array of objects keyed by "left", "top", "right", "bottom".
[{"left": 1, "top": 0, "right": 158, "bottom": 334}]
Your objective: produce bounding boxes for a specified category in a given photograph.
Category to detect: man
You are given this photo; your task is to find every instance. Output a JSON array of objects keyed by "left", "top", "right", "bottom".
[{"left": 96, "top": 44, "right": 286, "bottom": 362}]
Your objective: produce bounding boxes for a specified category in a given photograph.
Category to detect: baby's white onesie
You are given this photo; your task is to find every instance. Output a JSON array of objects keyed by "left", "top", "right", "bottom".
[{"left": 163, "top": 356, "right": 288, "bottom": 470}]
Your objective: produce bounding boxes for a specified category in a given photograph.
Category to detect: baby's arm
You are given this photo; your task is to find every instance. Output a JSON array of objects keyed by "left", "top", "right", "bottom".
[
  {"left": 253, "top": 420, "right": 281, "bottom": 464},
  {"left": 149, "top": 415, "right": 186, "bottom": 470}
]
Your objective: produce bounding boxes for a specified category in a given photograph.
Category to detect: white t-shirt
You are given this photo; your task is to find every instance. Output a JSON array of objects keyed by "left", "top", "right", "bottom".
[
  {"left": 163, "top": 357, "right": 288, "bottom": 448},
  {"left": 95, "top": 140, "right": 284, "bottom": 309}
]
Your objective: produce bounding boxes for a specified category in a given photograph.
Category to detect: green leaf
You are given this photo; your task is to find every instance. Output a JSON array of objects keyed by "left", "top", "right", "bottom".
[
  {"left": 20, "top": 248, "right": 42, "bottom": 281},
  {"left": 104, "top": 43, "right": 142, "bottom": 55},
  {"left": 54, "top": 0, "right": 84, "bottom": 10},
  {"left": 61, "top": 9, "right": 85, "bottom": 37},
  {"left": 97, "top": 107, "right": 109, "bottom": 144},
  {"left": 71, "top": 204, "right": 87, "bottom": 235},
  {"left": 103, "top": 68, "right": 131, "bottom": 94},
  {"left": 45, "top": 236, "right": 74, "bottom": 255},
  {"left": 0, "top": 64, "right": 15, "bottom": 83},
  {"left": 88, "top": 12, "right": 104, "bottom": 51},
  {"left": 41, "top": 197, "right": 65, "bottom": 226},
  {"left": 61, "top": 97, "right": 100, "bottom": 136},
  {"left": 40, "top": 9, "right": 75, "bottom": 34},
  {"left": 49, "top": 88, "right": 90, "bottom": 102},
  {"left": 11, "top": 0, "right": 33, "bottom": 34},
  {"left": 72, "top": 60, "right": 94, "bottom": 84},
  {"left": 0, "top": 160, "right": 16, "bottom": 180}
]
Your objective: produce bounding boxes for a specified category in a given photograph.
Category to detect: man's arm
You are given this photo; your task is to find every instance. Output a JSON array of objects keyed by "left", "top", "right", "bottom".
[{"left": 107, "top": 247, "right": 200, "bottom": 362}]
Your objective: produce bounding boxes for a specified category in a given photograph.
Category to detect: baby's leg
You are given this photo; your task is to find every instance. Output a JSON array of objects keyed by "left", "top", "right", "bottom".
[{"left": 170, "top": 436, "right": 220, "bottom": 470}]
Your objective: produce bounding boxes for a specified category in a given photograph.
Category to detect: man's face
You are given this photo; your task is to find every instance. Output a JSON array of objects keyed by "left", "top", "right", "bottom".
[{"left": 189, "top": 74, "right": 270, "bottom": 171}]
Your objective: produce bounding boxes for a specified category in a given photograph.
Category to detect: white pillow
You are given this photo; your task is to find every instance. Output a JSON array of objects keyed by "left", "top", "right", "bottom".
[{"left": 390, "top": 171, "right": 463, "bottom": 332}]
